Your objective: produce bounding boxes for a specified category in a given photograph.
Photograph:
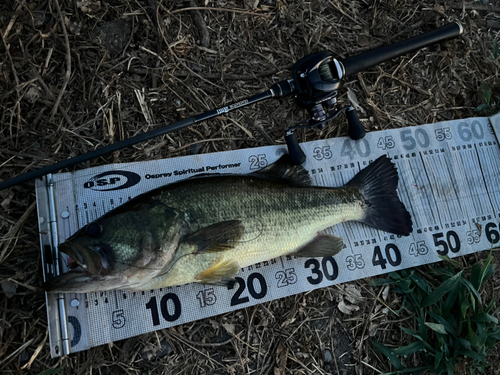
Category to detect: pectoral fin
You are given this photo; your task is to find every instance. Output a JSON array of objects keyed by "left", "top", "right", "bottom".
[
  {"left": 185, "top": 220, "right": 245, "bottom": 253},
  {"left": 294, "top": 234, "right": 344, "bottom": 257},
  {"left": 195, "top": 260, "right": 240, "bottom": 285}
]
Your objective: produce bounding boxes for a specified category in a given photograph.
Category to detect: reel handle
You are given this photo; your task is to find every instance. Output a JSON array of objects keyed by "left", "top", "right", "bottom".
[
  {"left": 285, "top": 132, "right": 307, "bottom": 165},
  {"left": 346, "top": 107, "right": 366, "bottom": 140}
]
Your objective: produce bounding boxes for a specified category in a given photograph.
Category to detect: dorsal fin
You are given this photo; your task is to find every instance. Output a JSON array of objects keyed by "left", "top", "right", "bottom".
[{"left": 252, "top": 154, "right": 312, "bottom": 186}]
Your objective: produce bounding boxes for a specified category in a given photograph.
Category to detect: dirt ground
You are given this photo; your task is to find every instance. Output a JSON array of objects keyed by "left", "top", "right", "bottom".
[{"left": 1, "top": 0, "right": 500, "bottom": 374}]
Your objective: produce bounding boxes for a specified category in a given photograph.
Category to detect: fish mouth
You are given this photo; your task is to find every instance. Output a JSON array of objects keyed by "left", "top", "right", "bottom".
[
  {"left": 45, "top": 271, "right": 128, "bottom": 293},
  {"left": 58, "top": 242, "right": 111, "bottom": 276},
  {"left": 45, "top": 271, "right": 94, "bottom": 293},
  {"left": 45, "top": 242, "right": 123, "bottom": 293}
]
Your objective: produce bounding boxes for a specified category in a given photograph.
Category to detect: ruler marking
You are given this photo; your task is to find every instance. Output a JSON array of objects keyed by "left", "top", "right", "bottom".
[
  {"left": 450, "top": 146, "right": 474, "bottom": 226},
  {"left": 439, "top": 152, "right": 460, "bottom": 223},
  {"left": 408, "top": 156, "right": 431, "bottom": 229},
  {"left": 466, "top": 148, "right": 489, "bottom": 218},
  {"left": 474, "top": 143, "right": 496, "bottom": 219},
  {"left": 419, "top": 151, "right": 443, "bottom": 229},
  {"left": 484, "top": 146, "right": 500, "bottom": 213},
  {"left": 396, "top": 157, "right": 420, "bottom": 230},
  {"left": 440, "top": 152, "right": 464, "bottom": 222}
]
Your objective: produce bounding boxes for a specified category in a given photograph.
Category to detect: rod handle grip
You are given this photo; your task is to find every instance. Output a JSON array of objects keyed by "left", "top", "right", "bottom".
[{"left": 341, "top": 22, "right": 463, "bottom": 78}]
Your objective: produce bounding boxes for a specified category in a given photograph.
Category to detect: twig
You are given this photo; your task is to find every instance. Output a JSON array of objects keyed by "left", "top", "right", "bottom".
[
  {"left": 328, "top": 0, "right": 363, "bottom": 25},
  {"left": 0, "top": 29, "right": 21, "bottom": 136},
  {"left": 440, "top": 2, "right": 500, "bottom": 12},
  {"left": 50, "top": 0, "right": 72, "bottom": 122},
  {"left": 0, "top": 202, "right": 36, "bottom": 264},
  {"left": 169, "top": 329, "right": 234, "bottom": 347},
  {"left": 2, "top": 1, "right": 23, "bottom": 40},
  {"left": 357, "top": 287, "right": 384, "bottom": 354},
  {"left": 170, "top": 6, "right": 269, "bottom": 17},
  {"left": 33, "top": 69, "right": 73, "bottom": 126},
  {"left": 189, "top": 0, "right": 210, "bottom": 47}
]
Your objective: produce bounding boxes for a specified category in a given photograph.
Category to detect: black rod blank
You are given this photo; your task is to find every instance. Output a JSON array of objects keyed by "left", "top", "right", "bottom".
[{"left": 0, "top": 90, "right": 273, "bottom": 191}]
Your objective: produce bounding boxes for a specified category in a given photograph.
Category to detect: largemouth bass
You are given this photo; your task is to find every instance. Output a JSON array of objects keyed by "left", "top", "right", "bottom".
[{"left": 47, "top": 154, "right": 412, "bottom": 293}]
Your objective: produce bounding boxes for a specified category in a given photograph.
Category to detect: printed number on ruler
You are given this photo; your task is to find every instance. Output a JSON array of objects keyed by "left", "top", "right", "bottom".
[
  {"left": 409, "top": 241, "right": 429, "bottom": 257},
  {"left": 249, "top": 154, "right": 268, "bottom": 170},
  {"left": 196, "top": 288, "right": 217, "bottom": 308},
  {"left": 305, "top": 257, "right": 339, "bottom": 285},
  {"left": 275, "top": 268, "right": 298, "bottom": 287},
  {"left": 433, "top": 230, "right": 460, "bottom": 256},
  {"left": 313, "top": 146, "right": 332, "bottom": 160},
  {"left": 112, "top": 310, "right": 126, "bottom": 329},
  {"left": 341, "top": 139, "right": 370, "bottom": 160},
  {"left": 467, "top": 230, "right": 481, "bottom": 245},
  {"left": 345, "top": 254, "right": 365, "bottom": 270},
  {"left": 372, "top": 244, "right": 401, "bottom": 270},
  {"left": 146, "top": 293, "right": 182, "bottom": 326},
  {"left": 457, "top": 121, "right": 484, "bottom": 142},
  {"left": 228, "top": 273, "right": 267, "bottom": 306},
  {"left": 400, "top": 128, "right": 430, "bottom": 150},
  {"left": 377, "top": 136, "right": 395, "bottom": 150},
  {"left": 435, "top": 127, "right": 452, "bottom": 141},
  {"left": 484, "top": 221, "right": 500, "bottom": 245}
]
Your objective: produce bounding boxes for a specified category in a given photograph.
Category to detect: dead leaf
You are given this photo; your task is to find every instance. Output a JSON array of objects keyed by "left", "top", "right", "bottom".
[
  {"left": 344, "top": 284, "right": 363, "bottom": 304},
  {"left": 2, "top": 280, "right": 17, "bottom": 298},
  {"left": 222, "top": 323, "right": 235, "bottom": 335},
  {"left": 382, "top": 285, "right": 390, "bottom": 301},
  {"left": 274, "top": 343, "right": 288, "bottom": 375},
  {"left": 347, "top": 88, "right": 365, "bottom": 114},
  {"left": 337, "top": 294, "right": 360, "bottom": 315},
  {"left": 1, "top": 191, "right": 14, "bottom": 210}
]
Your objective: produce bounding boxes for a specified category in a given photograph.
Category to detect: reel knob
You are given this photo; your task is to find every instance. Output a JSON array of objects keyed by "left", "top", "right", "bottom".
[
  {"left": 346, "top": 106, "right": 366, "bottom": 140},
  {"left": 285, "top": 131, "right": 306, "bottom": 165}
]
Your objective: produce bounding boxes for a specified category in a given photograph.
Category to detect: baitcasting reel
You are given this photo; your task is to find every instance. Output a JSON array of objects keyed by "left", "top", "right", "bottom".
[{"left": 284, "top": 51, "right": 366, "bottom": 164}]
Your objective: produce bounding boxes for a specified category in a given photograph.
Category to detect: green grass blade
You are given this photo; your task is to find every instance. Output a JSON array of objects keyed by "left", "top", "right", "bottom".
[
  {"left": 370, "top": 340, "right": 403, "bottom": 370},
  {"left": 428, "top": 311, "right": 457, "bottom": 337},
  {"left": 422, "top": 271, "right": 463, "bottom": 308},
  {"left": 457, "top": 338, "right": 472, "bottom": 350},
  {"left": 459, "top": 278, "right": 482, "bottom": 306},
  {"left": 370, "top": 278, "right": 396, "bottom": 287},
  {"left": 425, "top": 322, "right": 447, "bottom": 335},
  {"left": 409, "top": 274, "right": 431, "bottom": 295},
  {"left": 456, "top": 349, "right": 485, "bottom": 362},
  {"left": 434, "top": 350, "right": 444, "bottom": 369},
  {"left": 393, "top": 341, "right": 426, "bottom": 356},
  {"left": 471, "top": 312, "right": 498, "bottom": 324}
]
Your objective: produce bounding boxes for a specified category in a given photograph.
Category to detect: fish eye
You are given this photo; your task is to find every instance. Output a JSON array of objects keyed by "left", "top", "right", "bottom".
[{"left": 87, "top": 223, "right": 102, "bottom": 238}]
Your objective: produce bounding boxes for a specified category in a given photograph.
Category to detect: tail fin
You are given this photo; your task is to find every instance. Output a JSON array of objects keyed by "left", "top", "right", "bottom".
[{"left": 347, "top": 155, "right": 413, "bottom": 236}]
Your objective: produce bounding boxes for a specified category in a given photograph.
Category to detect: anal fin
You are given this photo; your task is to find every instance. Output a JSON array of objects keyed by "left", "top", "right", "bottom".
[
  {"left": 195, "top": 260, "right": 239, "bottom": 286},
  {"left": 294, "top": 234, "right": 344, "bottom": 258}
]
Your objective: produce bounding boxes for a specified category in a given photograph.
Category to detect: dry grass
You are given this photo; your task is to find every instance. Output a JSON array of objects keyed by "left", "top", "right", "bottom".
[{"left": 1, "top": 0, "right": 500, "bottom": 374}]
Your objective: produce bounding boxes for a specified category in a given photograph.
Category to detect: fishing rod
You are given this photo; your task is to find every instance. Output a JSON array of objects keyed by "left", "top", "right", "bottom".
[{"left": 0, "top": 21, "right": 463, "bottom": 191}]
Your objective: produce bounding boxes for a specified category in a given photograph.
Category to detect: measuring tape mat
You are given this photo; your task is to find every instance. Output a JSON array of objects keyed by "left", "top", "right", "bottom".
[{"left": 36, "top": 114, "right": 500, "bottom": 357}]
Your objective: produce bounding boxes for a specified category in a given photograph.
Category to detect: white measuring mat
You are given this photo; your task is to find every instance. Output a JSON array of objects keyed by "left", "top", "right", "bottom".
[{"left": 36, "top": 114, "right": 500, "bottom": 357}]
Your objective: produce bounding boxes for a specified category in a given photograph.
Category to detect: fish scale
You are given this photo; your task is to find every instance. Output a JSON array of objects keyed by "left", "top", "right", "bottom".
[{"left": 141, "top": 178, "right": 367, "bottom": 289}]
